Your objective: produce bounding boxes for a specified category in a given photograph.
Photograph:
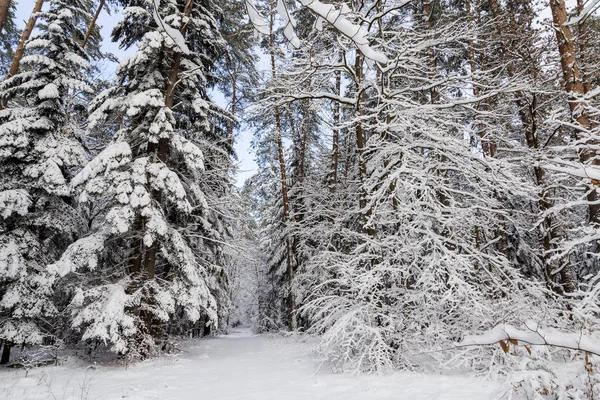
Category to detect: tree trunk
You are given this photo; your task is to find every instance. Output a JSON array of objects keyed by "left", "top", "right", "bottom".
[
  {"left": 422, "top": 0, "right": 439, "bottom": 104},
  {"left": 330, "top": 67, "right": 341, "bottom": 192},
  {"left": 488, "top": 0, "right": 568, "bottom": 290},
  {"left": 290, "top": 104, "right": 310, "bottom": 324},
  {"left": 79, "top": 0, "right": 105, "bottom": 55},
  {"left": 549, "top": 0, "right": 590, "bottom": 129},
  {"left": 486, "top": 0, "right": 577, "bottom": 292},
  {"left": 0, "top": 0, "right": 10, "bottom": 35},
  {"left": 0, "top": 341, "right": 11, "bottom": 365},
  {"left": 549, "top": 0, "right": 599, "bottom": 262},
  {"left": 269, "top": 1, "right": 295, "bottom": 330},
  {"left": 576, "top": 0, "right": 591, "bottom": 95},
  {"left": 6, "top": 0, "right": 43, "bottom": 77},
  {"left": 130, "top": 1, "right": 194, "bottom": 343},
  {"left": 142, "top": 0, "right": 194, "bottom": 281},
  {"left": 130, "top": 220, "right": 144, "bottom": 275},
  {"left": 1, "top": 0, "right": 44, "bottom": 108},
  {"left": 354, "top": 53, "right": 374, "bottom": 236},
  {"left": 228, "top": 70, "right": 237, "bottom": 138},
  {"left": 465, "top": 0, "right": 495, "bottom": 157}
]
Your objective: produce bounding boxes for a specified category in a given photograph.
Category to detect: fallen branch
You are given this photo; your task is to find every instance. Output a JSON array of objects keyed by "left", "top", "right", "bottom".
[{"left": 459, "top": 322, "right": 600, "bottom": 357}]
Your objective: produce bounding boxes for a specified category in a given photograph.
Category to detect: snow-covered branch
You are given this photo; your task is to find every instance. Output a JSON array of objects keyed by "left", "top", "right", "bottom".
[
  {"left": 244, "top": 0, "right": 387, "bottom": 63},
  {"left": 462, "top": 323, "right": 600, "bottom": 357}
]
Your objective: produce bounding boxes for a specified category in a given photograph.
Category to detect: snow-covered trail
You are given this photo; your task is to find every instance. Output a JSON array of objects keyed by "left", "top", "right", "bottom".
[{"left": 0, "top": 328, "right": 501, "bottom": 400}]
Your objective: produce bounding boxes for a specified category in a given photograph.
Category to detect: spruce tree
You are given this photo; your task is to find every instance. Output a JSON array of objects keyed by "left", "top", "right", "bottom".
[
  {"left": 51, "top": 0, "right": 233, "bottom": 357},
  {"left": 0, "top": 0, "right": 91, "bottom": 361}
]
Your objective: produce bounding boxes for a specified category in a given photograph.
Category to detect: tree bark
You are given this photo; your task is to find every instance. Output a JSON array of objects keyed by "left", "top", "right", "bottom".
[
  {"left": 549, "top": 0, "right": 600, "bottom": 262},
  {"left": 142, "top": 0, "right": 194, "bottom": 281},
  {"left": 0, "top": 341, "right": 11, "bottom": 365},
  {"left": 354, "top": 52, "right": 374, "bottom": 237},
  {"left": 0, "top": 0, "right": 10, "bottom": 35},
  {"left": 486, "top": 0, "right": 573, "bottom": 292},
  {"left": 330, "top": 67, "right": 341, "bottom": 192},
  {"left": 79, "top": 0, "right": 105, "bottom": 55},
  {"left": 549, "top": 0, "right": 590, "bottom": 129},
  {"left": 465, "top": 0, "right": 494, "bottom": 157},
  {"left": 575, "top": 0, "right": 591, "bottom": 95},
  {"left": 422, "top": 0, "right": 439, "bottom": 104},
  {"left": 269, "top": 1, "right": 295, "bottom": 330},
  {"left": 1, "top": 0, "right": 44, "bottom": 108},
  {"left": 228, "top": 71, "right": 237, "bottom": 138}
]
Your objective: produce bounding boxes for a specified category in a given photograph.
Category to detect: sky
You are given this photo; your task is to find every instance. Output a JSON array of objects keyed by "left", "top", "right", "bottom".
[{"left": 11, "top": 0, "right": 258, "bottom": 187}]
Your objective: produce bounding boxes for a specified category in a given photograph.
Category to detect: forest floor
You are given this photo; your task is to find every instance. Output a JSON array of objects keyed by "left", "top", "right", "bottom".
[{"left": 0, "top": 327, "right": 501, "bottom": 400}]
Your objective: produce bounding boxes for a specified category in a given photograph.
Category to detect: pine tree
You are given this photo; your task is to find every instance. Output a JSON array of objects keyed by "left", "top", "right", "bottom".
[{"left": 0, "top": 0, "right": 17, "bottom": 76}]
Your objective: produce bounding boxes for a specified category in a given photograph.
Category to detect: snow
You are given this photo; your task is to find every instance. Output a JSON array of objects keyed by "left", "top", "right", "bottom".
[
  {"left": 0, "top": 239, "right": 24, "bottom": 279},
  {"left": 463, "top": 323, "right": 600, "bottom": 357},
  {"left": 0, "top": 189, "right": 32, "bottom": 218},
  {"left": 71, "top": 142, "right": 131, "bottom": 189},
  {"left": 0, "top": 328, "right": 500, "bottom": 400},
  {"left": 566, "top": 0, "right": 600, "bottom": 26},
  {"left": 243, "top": 0, "right": 386, "bottom": 63},
  {"left": 277, "top": 0, "right": 301, "bottom": 49},
  {"left": 72, "top": 282, "right": 137, "bottom": 354},
  {"left": 152, "top": 0, "right": 191, "bottom": 55},
  {"left": 244, "top": 0, "right": 269, "bottom": 35},
  {"left": 38, "top": 83, "right": 60, "bottom": 100},
  {"left": 297, "top": 0, "right": 387, "bottom": 64},
  {"left": 49, "top": 232, "right": 108, "bottom": 276}
]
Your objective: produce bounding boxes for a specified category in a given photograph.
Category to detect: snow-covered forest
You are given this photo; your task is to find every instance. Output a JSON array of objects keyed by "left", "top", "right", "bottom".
[{"left": 2, "top": 0, "right": 600, "bottom": 398}]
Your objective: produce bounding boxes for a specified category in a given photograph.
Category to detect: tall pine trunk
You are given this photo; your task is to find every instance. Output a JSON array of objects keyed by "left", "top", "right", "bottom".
[
  {"left": 142, "top": 0, "right": 195, "bottom": 281},
  {"left": 330, "top": 66, "right": 341, "bottom": 191},
  {"left": 0, "top": 0, "right": 10, "bottom": 35},
  {"left": 354, "top": 52, "right": 374, "bottom": 237},
  {"left": 6, "top": 0, "right": 43, "bottom": 77},
  {"left": 269, "top": 1, "right": 295, "bottom": 330},
  {"left": 549, "top": 0, "right": 598, "bottom": 287},
  {"left": 79, "top": 0, "right": 105, "bottom": 54},
  {"left": 1, "top": 0, "right": 44, "bottom": 108}
]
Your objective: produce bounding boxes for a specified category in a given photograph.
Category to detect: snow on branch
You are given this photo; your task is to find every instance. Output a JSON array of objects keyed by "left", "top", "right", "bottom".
[
  {"left": 245, "top": 0, "right": 269, "bottom": 35},
  {"left": 299, "top": 0, "right": 388, "bottom": 64},
  {"left": 565, "top": 0, "right": 600, "bottom": 26},
  {"left": 152, "top": 0, "right": 191, "bottom": 55},
  {"left": 0, "top": 189, "right": 32, "bottom": 218},
  {"left": 244, "top": 0, "right": 387, "bottom": 64},
  {"left": 71, "top": 142, "right": 131, "bottom": 189},
  {"left": 298, "top": 0, "right": 387, "bottom": 63},
  {"left": 461, "top": 323, "right": 600, "bottom": 357},
  {"left": 542, "top": 160, "right": 600, "bottom": 182},
  {"left": 277, "top": 0, "right": 301, "bottom": 48}
]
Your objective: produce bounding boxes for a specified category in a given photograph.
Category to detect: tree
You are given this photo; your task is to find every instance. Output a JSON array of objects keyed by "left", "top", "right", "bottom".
[
  {"left": 0, "top": 0, "right": 17, "bottom": 76},
  {"left": 2, "top": 0, "right": 45, "bottom": 96},
  {"left": 50, "top": 0, "right": 234, "bottom": 358},
  {"left": 0, "top": 0, "right": 91, "bottom": 364},
  {"left": 548, "top": 0, "right": 600, "bottom": 249},
  {"left": 0, "top": 0, "right": 11, "bottom": 35}
]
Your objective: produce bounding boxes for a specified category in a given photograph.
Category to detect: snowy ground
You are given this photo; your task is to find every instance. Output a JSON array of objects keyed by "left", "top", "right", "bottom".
[{"left": 0, "top": 328, "right": 501, "bottom": 400}]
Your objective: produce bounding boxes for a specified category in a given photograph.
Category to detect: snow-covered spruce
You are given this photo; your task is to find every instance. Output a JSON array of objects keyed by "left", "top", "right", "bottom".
[
  {"left": 0, "top": 0, "right": 91, "bottom": 351},
  {"left": 51, "top": 0, "right": 233, "bottom": 358}
]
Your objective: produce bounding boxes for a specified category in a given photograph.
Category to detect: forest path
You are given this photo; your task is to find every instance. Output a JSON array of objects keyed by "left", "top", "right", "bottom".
[{"left": 0, "top": 327, "right": 501, "bottom": 400}]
